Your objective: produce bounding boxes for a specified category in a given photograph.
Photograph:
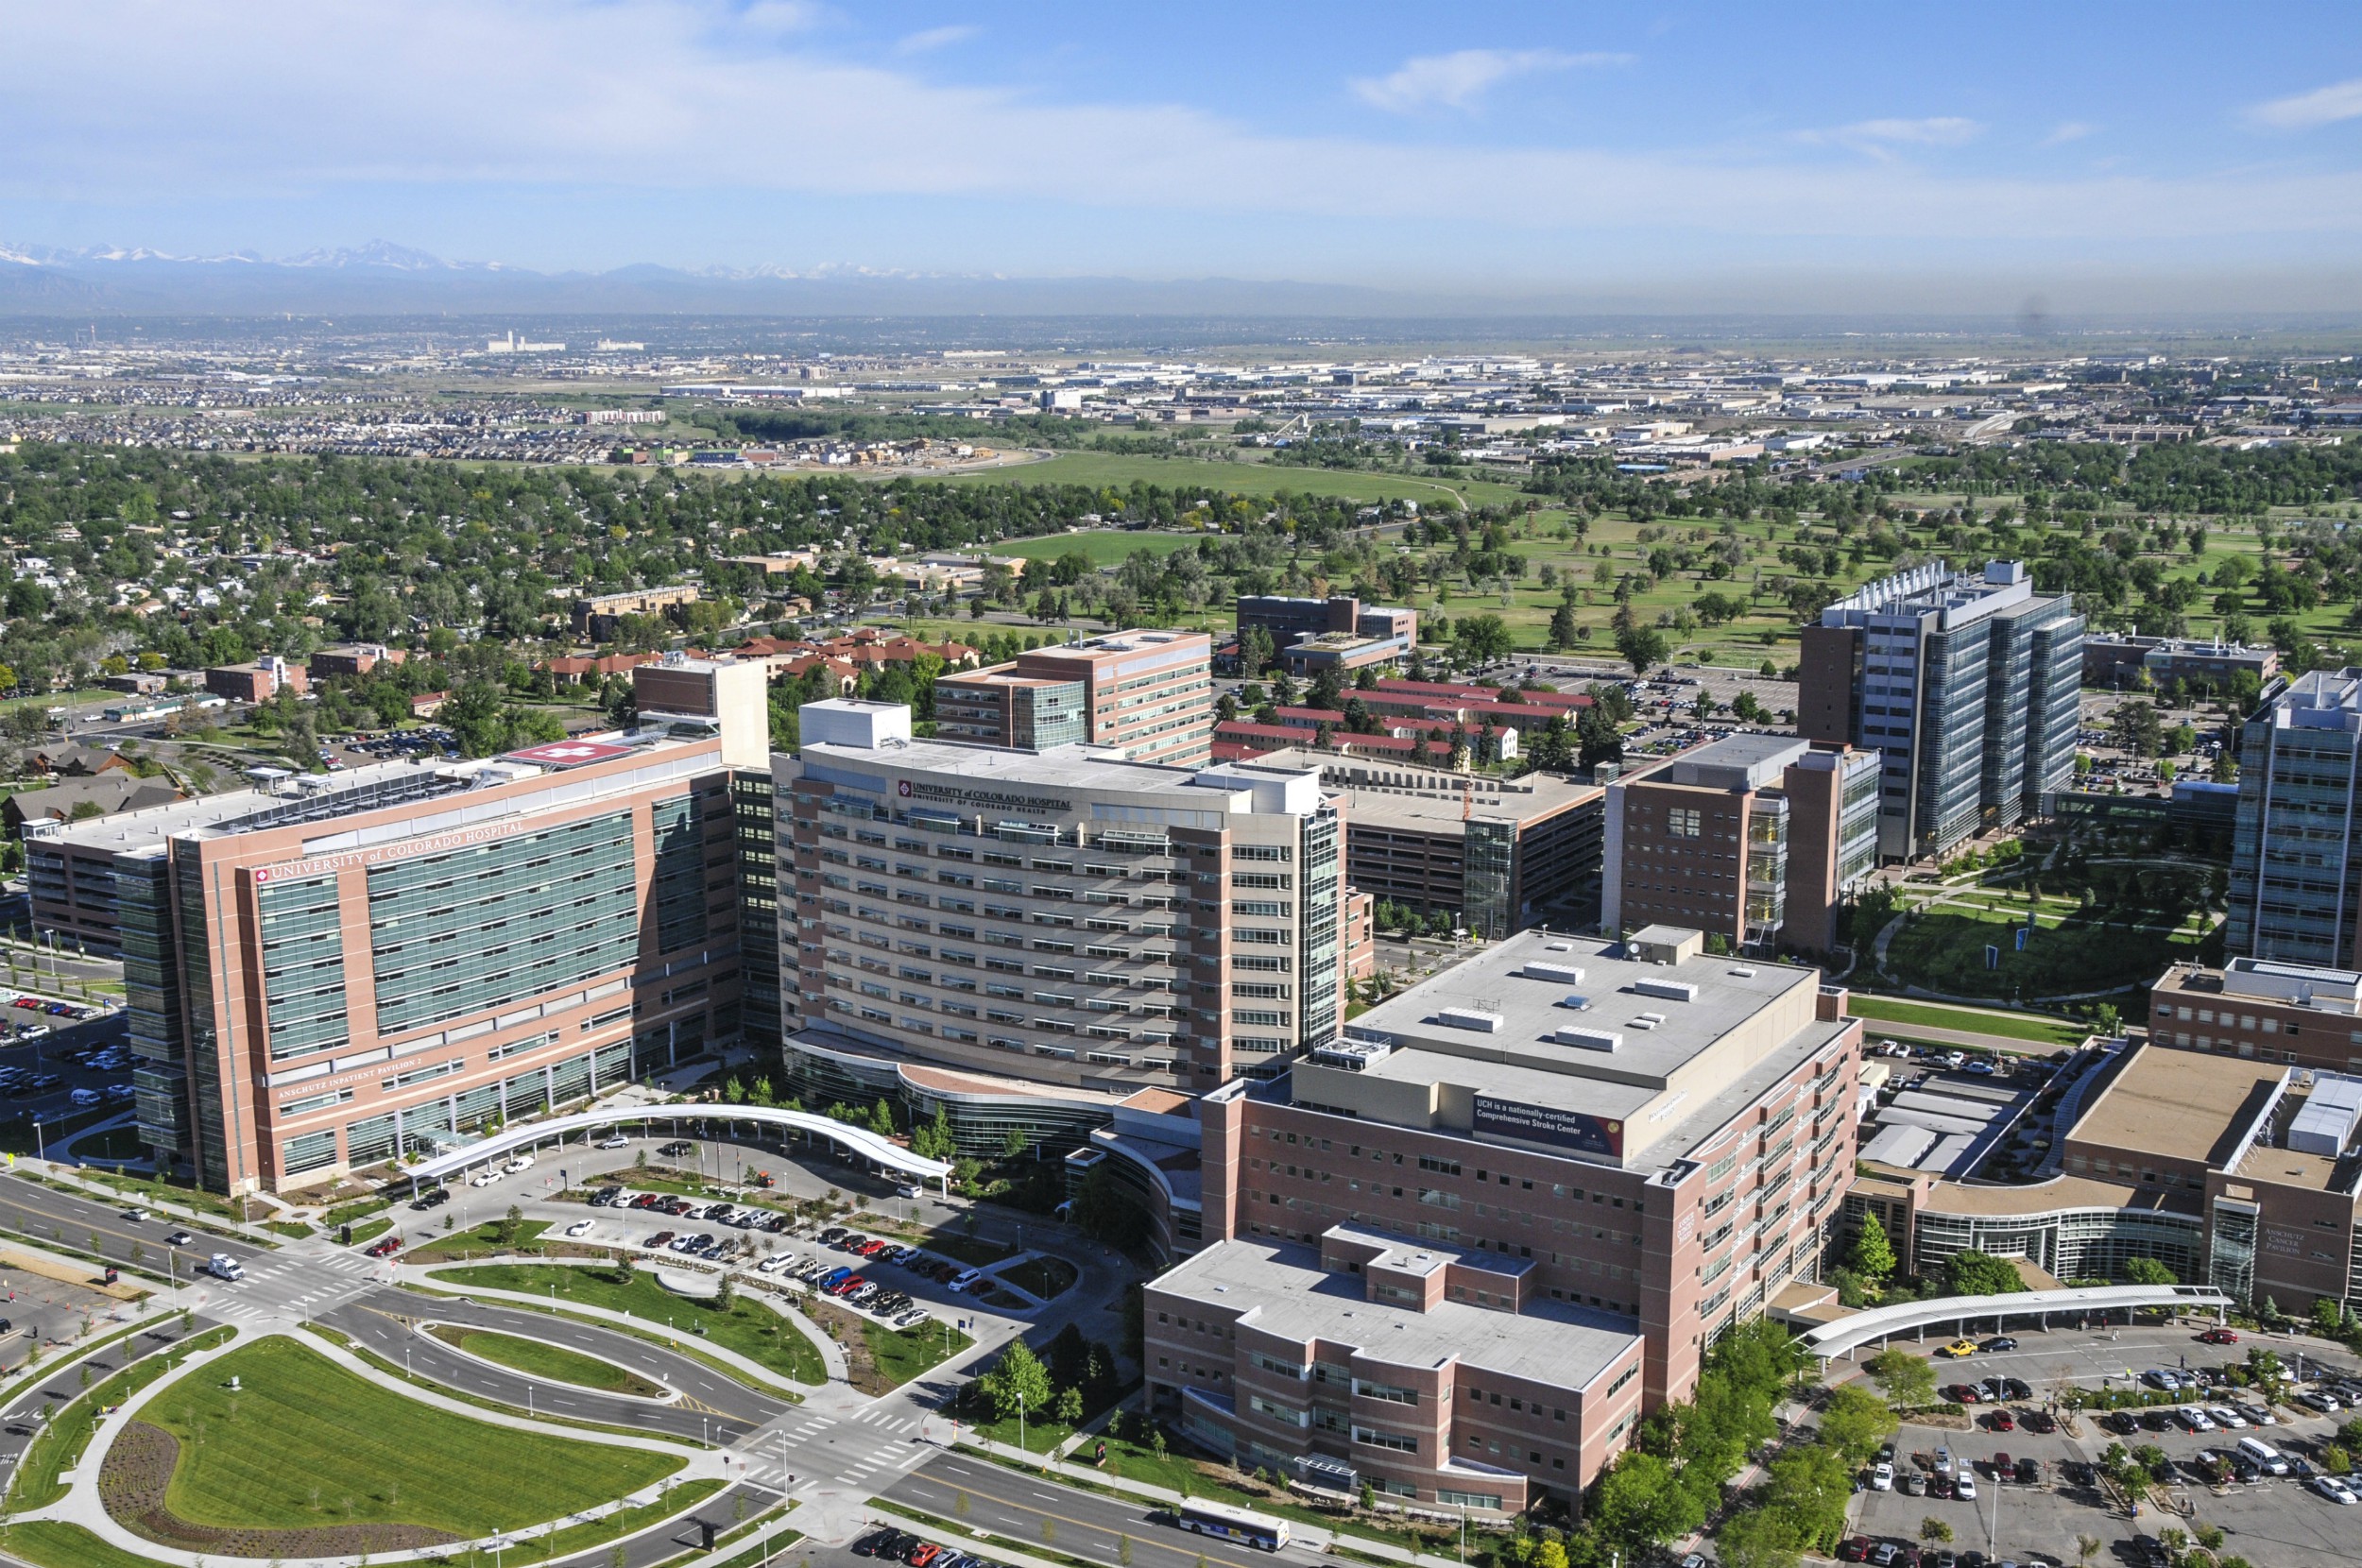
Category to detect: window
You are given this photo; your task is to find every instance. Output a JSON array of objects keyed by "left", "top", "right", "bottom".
[
  {"left": 1353, "top": 1427, "right": 1418, "bottom": 1454},
  {"left": 1669, "top": 807, "right": 1703, "bottom": 838}
]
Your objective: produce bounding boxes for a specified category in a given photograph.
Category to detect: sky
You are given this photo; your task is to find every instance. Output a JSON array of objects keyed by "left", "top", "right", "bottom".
[{"left": 8, "top": 0, "right": 2362, "bottom": 313}]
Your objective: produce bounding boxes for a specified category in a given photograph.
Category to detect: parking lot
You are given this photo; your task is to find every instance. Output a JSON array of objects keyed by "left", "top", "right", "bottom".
[
  {"left": 1839, "top": 1321, "right": 2362, "bottom": 1566},
  {"left": 0, "top": 993, "right": 130, "bottom": 1153}
]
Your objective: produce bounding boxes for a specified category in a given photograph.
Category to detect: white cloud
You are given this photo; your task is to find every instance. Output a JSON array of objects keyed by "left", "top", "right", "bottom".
[
  {"left": 1800, "top": 116, "right": 1984, "bottom": 156},
  {"left": 2250, "top": 77, "right": 2362, "bottom": 129},
  {"left": 2043, "top": 120, "right": 2096, "bottom": 146},
  {"left": 896, "top": 24, "right": 978, "bottom": 55},
  {"left": 737, "top": 1, "right": 820, "bottom": 38},
  {"left": 1348, "top": 48, "right": 1627, "bottom": 114},
  {"left": 0, "top": 0, "right": 2358, "bottom": 263}
]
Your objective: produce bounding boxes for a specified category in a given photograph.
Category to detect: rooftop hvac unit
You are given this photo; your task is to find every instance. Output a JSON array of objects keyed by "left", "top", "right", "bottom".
[
  {"left": 1524, "top": 962, "right": 1588, "bottom": 985},
  {"left": 1555, "top": 1026, "right": 1622, "bottom": 1052},
  {"left": 1434, "top": 1007, "right": 1505, "bottom": 1033},
  {"left": 1634, "top": 978, "right": 1700, "bottom": 1004},
  {"left": 1312, "top": 1038, "right": 1393, "bottom": 1071},
  {"left": 1558, "top": 994, "right": 1592, "bottom": 1011},
  {"left": 1629, "top": 1011, "right": 1666, "bottom": 1031}
]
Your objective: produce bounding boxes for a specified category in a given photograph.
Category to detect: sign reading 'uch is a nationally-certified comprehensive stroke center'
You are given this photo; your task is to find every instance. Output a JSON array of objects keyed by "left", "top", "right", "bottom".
[{"left": 1472, "top": 1095, "right": 1625, "bottom": 1157}]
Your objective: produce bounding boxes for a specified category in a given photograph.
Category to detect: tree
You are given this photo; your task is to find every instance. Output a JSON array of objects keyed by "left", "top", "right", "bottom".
[
  {"left": 1942, "top": 1250, "right": 2027, "bottom": 1297},
  {"left": 1816, "top": 1384, "right": 1898, "bottom": 1466},
  {"left": 1239, "top": 624, "right": 1275, "bottom": 677},
  {"left": 1920, "top": 1518, "right": 1954, "bottom": 1546},
  {"left": 1714, "top": 1508, "right": 1802, "bottom": 1568},
  {"left": 1452, "top": 613, "right": 1515, "bottom": 667},
  {"left": 1548, "top": 602, "right": 1579, "bottom": 651},
  {"left": 2121, "top": 1255, "right": 2176, "bottom": 1287},
  {"left": 2075, "top": 1534, "right": 2102, "bottom": 1568},
  {"left": 1616, "top": 622, "right": 1669, "bottom": 674},
  {"left": 978, "top": 1338, "right": 1053, "bottom": 1422},
  {"left": 1867, "top": 1346, "right": 1938, "bottom": 1412},
  {"left": 1586, "top": 1451, "right": 1703, "bottom": 1558},
  {"left": 1848, "top": 1213, "right": 1897, "bottom": 1284}
]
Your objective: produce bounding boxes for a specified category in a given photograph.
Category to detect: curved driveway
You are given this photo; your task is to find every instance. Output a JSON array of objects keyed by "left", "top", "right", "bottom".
[{"left": 319, "top": 1286, "right": 792, "bottom": 1444}]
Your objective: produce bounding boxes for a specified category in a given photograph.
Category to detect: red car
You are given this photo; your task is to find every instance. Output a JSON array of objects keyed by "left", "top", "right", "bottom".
[
  {"left": 2199, "top": 1327, "right": 2239, "bottom": 1345},
  {"left": 364, "top": 1235, "right": 402, "bottom": 1258},
  {"left": 1988, "top": 1409, "right": 2015, "bottom": 1432},
  {"left": 830, "top": 1273, "right": 866, "bottom": 1296},
  {"left": 10, "top": 997, "right": 39, "bottom": 1010},
  {"left": 1837, "top": 1539, "right": 1872, "bottom": 1563},
  {"left": 1947, "top": 1384, "right": 1981, "bottom": 1404}
]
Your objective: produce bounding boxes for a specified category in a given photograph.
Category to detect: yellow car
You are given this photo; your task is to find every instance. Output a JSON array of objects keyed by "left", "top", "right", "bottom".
[{"left": 1937, "top": 1339, "right": 1979, "bottom": 1358}]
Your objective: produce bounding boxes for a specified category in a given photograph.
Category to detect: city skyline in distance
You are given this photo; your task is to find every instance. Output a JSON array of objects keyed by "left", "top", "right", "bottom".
[{"left": 5, "top": 0, "right": 2362, "bottom": 318}]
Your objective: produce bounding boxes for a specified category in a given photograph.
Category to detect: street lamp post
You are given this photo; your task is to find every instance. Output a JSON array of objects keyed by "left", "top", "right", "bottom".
[{"left": 1018, "top": 1391, "right": 1026, "bottom": 1457}]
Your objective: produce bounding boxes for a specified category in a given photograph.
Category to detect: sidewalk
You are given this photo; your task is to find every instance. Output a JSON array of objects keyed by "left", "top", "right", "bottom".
[{"left": 22, "top": 1321, "right": 736, "bottom": 1568}]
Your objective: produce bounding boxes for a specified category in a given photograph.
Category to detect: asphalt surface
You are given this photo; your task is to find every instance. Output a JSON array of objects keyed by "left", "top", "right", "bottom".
[
  {"left": 887, "top": 1451, "right": 1326, "bottom": 1568},
  {"left": 317, "top": 1286, "right": 786, "bottom": 1444}
]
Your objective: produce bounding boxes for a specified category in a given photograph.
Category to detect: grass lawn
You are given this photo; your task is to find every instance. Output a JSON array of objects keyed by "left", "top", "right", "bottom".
[
  {"left": 931, "top": 1233, "right": 1019, "bottom": 1268},
  {"left": 988, "top": 530, "right": 1206, "bottom": 566},
  {"left": 1880, "top": 878, "right": 2216, "bottom": 1004},
  {"left": 137, "top": 1335, "right": 682, "bottom": 1534},
  {"left": 263, "top": 1219, "right": 313, "bottom": 1240},
  {"left": 320, "top": 1195, "right": 392, "bottom": 1228},
  {"left": 425, "top": 1324, "right": 664, "bottom": 1398},
  {"left": 857, "top": 1315, "right": 973, "bottom": 1394},
  {"left": 344, "top": 1217, "right": 394, "bottom": 1247},
  {"left": 434, "top": 1262, "right": 827, "bottom": 1385},
  {"left": 1845, "top": 996, "right": 2088, "bottom": 1048},
  {"left": 0, "top": 1521, "right": 174, "bottom": 1568},
  {"left": 947, "top": 452, "right": 1522, "bottom": 509},
  {"left": 402, "top": 1218, "right": 551, "bottom": 1263},
  {"left": 64, "top": 1124, "right": 145, "bottom": 1161},
  {"left": 998, "top": 1255, "right": 1079, "bottom": 1301},
  {"left": 10, "top": 1325, "right": 234, "bottom": 1509}
]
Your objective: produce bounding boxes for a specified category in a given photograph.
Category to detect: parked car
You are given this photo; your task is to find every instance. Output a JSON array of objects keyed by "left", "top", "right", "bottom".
[
  {"left": 2199, "top": 1326, "right": 2239, "bottom": 1345},
  {"left": 1979, "top": 1336, "right": 2017, "bottom": 1352}
]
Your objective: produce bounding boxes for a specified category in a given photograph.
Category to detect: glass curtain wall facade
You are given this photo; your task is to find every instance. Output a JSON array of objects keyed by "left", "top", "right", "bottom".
[{"left": 2227, "top": 671, "right": 2362, "bottom": 967}]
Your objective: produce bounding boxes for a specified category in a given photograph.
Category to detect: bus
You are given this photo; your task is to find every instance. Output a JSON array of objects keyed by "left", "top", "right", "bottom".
[{"left": 1173, "top": 1500, "right": 1290, "bottom": 1552}]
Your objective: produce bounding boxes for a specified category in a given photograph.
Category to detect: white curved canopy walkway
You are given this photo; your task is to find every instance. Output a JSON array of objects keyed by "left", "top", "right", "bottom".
[
  {"left": 1797, "top": 1283, "right": 2232, "bottom": 1361},
  {"left": 402, "top": 1104, "right": 951, "bottom": 1188}
]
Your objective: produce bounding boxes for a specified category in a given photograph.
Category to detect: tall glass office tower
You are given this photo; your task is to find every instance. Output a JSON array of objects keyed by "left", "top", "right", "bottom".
[{"left": 1798, "top": 560, "right": 2084, "bottom": 862}]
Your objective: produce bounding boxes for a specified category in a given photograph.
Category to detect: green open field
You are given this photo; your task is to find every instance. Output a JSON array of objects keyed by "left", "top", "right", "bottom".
[
  {"left": 950, "top": 451, "right": 1527, "bottom": 509},
  {"left": 1876, "top": 859, "right": 2220, "bottom": 1005},
  {"left": 990, "top": 530, "right": 1206, "bottom": 566},
  {"left": 0, "top": 1522, "right": 172, "bottom": 1568},
  {"left": 860, "top": 1316, "right": 974, "bottom": 1393},
  {"left": 136, "top": 1335, "right": 682, "bottom": 1535},
  {"left": 10, "top": 1326, "right": 235, "bottom": 1510},
  {"left": 434, "top": 1262, "right": 827, "bottom": 1384},
  {"left": 1844, "top": 995, "right": 2089, "bottom": 1048},
  {"left": 425, "top": 1324, "right": 664, "bottom": 1397}
]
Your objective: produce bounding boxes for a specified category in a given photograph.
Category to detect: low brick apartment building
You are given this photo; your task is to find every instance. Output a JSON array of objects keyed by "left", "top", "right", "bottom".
[{"left": 2149, "top": 956, "right": 2362, "bottom": 1075}]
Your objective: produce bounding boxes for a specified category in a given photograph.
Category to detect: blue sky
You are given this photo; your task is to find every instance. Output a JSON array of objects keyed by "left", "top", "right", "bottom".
[{"left": 7, "top": 0, "right": 2362, "bottom": 310}]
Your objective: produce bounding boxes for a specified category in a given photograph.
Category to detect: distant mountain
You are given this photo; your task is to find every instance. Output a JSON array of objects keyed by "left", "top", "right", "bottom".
[{"left": 0, "top": 240, "right": 1411, "bottom": 318}]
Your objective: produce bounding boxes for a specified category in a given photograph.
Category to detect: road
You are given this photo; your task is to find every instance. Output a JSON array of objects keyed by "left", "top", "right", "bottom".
[
  {"left": 0, "top": 1150, "right": 1179, "bottom": 1568},
  {"left": 887, "top": 1450, "right": 1330, "bottom": 1568}
]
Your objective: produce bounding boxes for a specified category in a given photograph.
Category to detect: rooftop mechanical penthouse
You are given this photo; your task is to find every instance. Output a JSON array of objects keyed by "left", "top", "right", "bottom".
[{"left": 1143, "top": 924, "right": 1861, "bottom": 1512}]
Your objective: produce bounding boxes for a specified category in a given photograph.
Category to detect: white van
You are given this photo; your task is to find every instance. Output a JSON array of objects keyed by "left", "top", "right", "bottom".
[
  {"left": 205, "top": 1253, "right": 244, "bottom": 1282},
  {"left": 2236, "top": 1436, "right": 2289, "bottom": 1475}
]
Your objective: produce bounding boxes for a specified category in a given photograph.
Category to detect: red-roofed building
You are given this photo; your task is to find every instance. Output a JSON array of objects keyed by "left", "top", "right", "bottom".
[
  {"left": 541, "top": 652, "right": 660, "bottom": 686},
  {"left": 1214, "top": 720, "right": 1459, "bottom": 766}
]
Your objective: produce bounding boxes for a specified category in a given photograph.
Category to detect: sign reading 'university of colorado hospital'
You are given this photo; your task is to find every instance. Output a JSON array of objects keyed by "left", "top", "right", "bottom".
[{"left": 252, "top": 818, "right": 532, "bottom": 884}]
